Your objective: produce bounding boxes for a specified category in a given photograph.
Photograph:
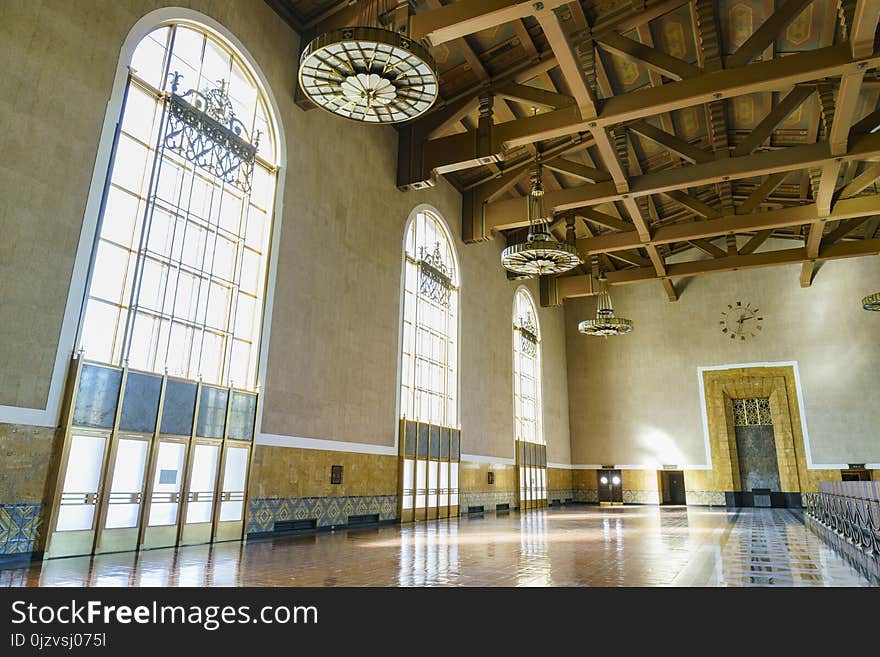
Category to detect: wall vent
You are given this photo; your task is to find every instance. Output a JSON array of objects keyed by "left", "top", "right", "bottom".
[
  {"left": 467, "top": 505, "right": 485, "bottom": 514},
  {"left": 347, "top": 513, "right": 379, "bottom": 526},
  {"left": 274, "top": 519, "right": 317, "bottom": 533},
  {"left": 495, "top": 503, "right": 510, "bottom": 512}
]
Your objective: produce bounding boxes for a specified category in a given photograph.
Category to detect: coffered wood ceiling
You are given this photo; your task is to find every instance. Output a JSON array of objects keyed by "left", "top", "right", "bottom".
[{"left": 268, "top": 0, "right": 880, "bottom": 302}]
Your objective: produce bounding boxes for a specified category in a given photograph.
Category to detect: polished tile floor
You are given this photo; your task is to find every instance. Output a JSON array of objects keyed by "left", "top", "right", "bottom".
[{"left": 1, "top": 507, "right": 874, "bottom": 587}]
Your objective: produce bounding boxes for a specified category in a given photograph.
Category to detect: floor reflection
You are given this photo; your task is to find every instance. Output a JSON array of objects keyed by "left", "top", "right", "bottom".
[{"left": 0, "top": 507, "right": 872, "bottom": 587}]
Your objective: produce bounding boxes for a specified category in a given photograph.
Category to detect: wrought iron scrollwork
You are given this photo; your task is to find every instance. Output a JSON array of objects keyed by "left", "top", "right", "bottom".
[
  {"left": 515, "top": 313, "right": 539, "bottom": 357},
  {"left": 805, "top": 489, "right": 880, "bottom": 559},
  {"left": 163, "top": 72, "right": 259, "bottom": 192},
  {"left": 418, "top": 242, "right": 454, "bottom": 307}
]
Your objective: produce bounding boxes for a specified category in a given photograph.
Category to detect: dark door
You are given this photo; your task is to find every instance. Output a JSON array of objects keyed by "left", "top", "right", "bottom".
[
  {"left": 666, "top": 471, "right": 687, "bottom": 505},
  {"left": 597, "top": 469, "right": 622, "bottom": 503}
]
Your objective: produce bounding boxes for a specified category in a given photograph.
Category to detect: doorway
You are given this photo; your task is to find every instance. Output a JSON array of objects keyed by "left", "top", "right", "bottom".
[
  {"left": 841, "top": 469, "right": 871, "bottom": 482},
  {"left": 597, "top": 469, "right": 622, "bottom": 505},
  {"left": 660, "top": 470, "right": 687, "bottom": 505}
]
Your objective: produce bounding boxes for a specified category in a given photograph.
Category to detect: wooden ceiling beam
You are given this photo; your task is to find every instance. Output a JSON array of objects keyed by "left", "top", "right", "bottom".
[
  {"left": 410, "top": 0, "right": 571, "bottom": 45},
  {"left": 607, "top": 249, "right": 653, "bottom": 267},
  {"left": 550, "top": 238, "right": 880, "bottom": 293},
  {"left": 737, "top": 172, "right": 789, "bottom": 214},
  {"left": 573, "top": 194, "right": 880, "bottom": 255},
  {"left": 580, "top": 208, "right": 632, "bottom": 231},
  {"left": 663, "top": 190, "right": 722, "bottom": 218},
  {"left": 850, "top": 0, "right": 880, "bottom": 57},
  {"left": 688, "top": 238, "right": 728, "bottom": 258},
  {"left": 493, "top": 82, "right": 575, "bottom": 110},
  {"left": 628, "top": 120, "right": 713, "bottom": 164},
  {"left": 726, "top": 0, "right": 814, "bottom": 68},
  {"left": 838, "top": 162, "right": 880, "bottom": 198},
  {"left": 404, "top": 44, "right": 880, "bottom": 187},
  {"left": 543, "top": 159, "right": 611, "bottom": 183},
  {"left": 595, "top": 31, "right": 703, "bottom": 81},
  {"left": 822, "top": 216, "right": 872, "bottom": 245},
  {"left": 739, "top": 229, "right": 774, "bottom": 255},
  {"left": 732, "top": 85, "right": 815, "bottom": 157},
  {"left": 482, "top": 131, "right": 880, "bottom": 231}
]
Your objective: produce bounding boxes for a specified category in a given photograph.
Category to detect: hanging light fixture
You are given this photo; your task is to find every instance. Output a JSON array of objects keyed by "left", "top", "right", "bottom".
[
  {"left": 578, "top": 274, "right": 634, "bottom": 337},
  {"left": 501, "top": 154, "right": 581, "bottom": 276},
  {"left": 863, "top": 292, "right": 880, "bottom": 311},
  {"left": 298, "top": 0, "right": 438, "bottom": 124}
]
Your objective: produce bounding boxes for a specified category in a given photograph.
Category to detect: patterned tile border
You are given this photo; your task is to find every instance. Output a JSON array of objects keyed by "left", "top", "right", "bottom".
[
  {"left": 0, "top": 503, "right": 42, "bottom": 555},
  {"left": 573, "top": 489, "right": 599, "bottom": 503},
  {"left": 459, "top": 490, "right": 517, "bottom": 513},
  {"left": 686, "top": 490, "right": 727, "bottom": 506},
  {"left": 247, "top": 495, "right": 398, "bottom": 534},
  {"left": 623, "top": 489, "right": 661, "bottom": 505},
  {"left": 548, "top": 489, "right": 576, "bottom": 504}
]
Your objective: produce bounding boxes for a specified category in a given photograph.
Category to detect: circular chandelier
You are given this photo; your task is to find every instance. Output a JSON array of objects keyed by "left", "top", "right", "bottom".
[
  {"left": 501, "top": 155, "right": 581, "bottom": 276},
  {"left": 298, "top": 1, "right": 438, "bottom": 124},
  {"left": 578, "top": 275, "right": 634, "bottom": 337},
  {"left": 863, "top": 292, "right": 880, "bottom": 311}
]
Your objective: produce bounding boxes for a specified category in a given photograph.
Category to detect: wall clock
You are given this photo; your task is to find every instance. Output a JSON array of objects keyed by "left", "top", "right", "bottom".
[{"left": 720, "top": 301, "right": 763, "bottom": 340}]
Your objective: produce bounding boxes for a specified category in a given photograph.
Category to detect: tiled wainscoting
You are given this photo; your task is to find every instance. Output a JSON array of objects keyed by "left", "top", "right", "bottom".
[
  {"left": 685, "top": 490, "right": 728, "bottom": 506},
  {"left": 0, "top": 503, "right": 42, "bottom": 556},
  {"left": 246, "top": 495, "right": 398, "bottom": 535},
  {"left": 459, "top": 490, "right": 516, "bottom": 512},
  {"left": 573, "top": 488, "right": 598, "bottom": 503},
  {"left": 548, "top": 489, "right": 576, "bottom": 504}
]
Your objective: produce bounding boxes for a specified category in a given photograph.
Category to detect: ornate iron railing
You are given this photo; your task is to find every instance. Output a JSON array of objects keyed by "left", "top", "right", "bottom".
[{"left": 804, "top": 489, "right": 880, "bottom": 557}]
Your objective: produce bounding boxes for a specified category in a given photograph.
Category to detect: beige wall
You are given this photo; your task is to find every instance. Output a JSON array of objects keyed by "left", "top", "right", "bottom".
[
  {"left": 0, "top": 1, "right": 571, "bottom": 468},
  {"left": 565, "top": 255, "right": 880, "bottom": 468}
]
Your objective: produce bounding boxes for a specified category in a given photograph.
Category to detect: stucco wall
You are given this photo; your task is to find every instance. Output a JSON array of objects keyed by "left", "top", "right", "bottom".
[
  {"left": 0, "top": 0, "right": 571, "bottom": 463},
  {"left": 565, "top": 255, "right": 880, "bottom": 467}
]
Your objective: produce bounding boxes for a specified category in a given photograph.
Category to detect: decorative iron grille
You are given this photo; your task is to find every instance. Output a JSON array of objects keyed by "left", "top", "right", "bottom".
[
  {"left": 164, "top": 72, "right": 259, "bottom": 192},
  {"left": 515, "top": 313, "right": 539, "bottom": 357},
  {"left": 418, "top": 242, "right": 454, "bottom": 307},
  {"left": 732, "top": 398, "right": 773, "bottom": 426}
]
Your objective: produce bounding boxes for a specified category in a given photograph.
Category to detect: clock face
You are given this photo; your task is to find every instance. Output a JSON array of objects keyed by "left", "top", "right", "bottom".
[{"left": 720, "top": 301, "right": 763, "bottom": 341}]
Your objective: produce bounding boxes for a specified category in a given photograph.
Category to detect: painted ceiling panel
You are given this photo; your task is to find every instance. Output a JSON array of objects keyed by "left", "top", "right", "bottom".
[{"left": 648, "top": 4, "right": 699, "bottom": 64}]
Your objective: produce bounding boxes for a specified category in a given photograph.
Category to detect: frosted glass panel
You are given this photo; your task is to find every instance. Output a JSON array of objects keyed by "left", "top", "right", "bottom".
[
  {"left": 428, "top": 461, "right": 438, "bottom": 509},
  {"left": 105, "top": 439, "right": 149, "bottom": 528},
  {"left": 416, "top": 460, "right": 426, "bottom": 509},
  {"left": 439, "top": 462, "right": 449, "bottom": 507},
  {"left": 56, "top": 434, "right": 107, "bottom": 531},
  {"left": 186, "top": 443, "right": 219, "bottom": 523},
  {"left": 148, "top": 441, "right": 186, "bottom": 526},
  {"left": 219, "top": 500, "right": 243, "bottom": 522},
  {"left": 222, "top": 447, "right": 248, "bottom": 491},
  {"left": 403, "top": 459, "right": 414, "bottom": 510}
]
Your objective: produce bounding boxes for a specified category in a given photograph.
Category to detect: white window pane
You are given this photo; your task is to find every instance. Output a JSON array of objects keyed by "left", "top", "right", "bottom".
[
  {"left": 239, "top": 248, "right": 260, "bottom": 294},
  {"left": 200, "top": 37, "right": 231, "bottom": 89},
  {"left": 128, "top": 313, "right": 157, "bottom": 370},
  {"left": 219, "top": 191, "right": 243, "bottom": 234},
  {"left": 102, "top": 187, "right": 140, "bottom": 248},
  {"left": 57, "top": 434, "right": 107, "bottom": 532},
  {"left": 165, "top": 321, "right": 193, "bottom": 377},
  {"left": 212, "top": 235, "right": 237, "bottom": 281},
  {"left": 179, "top": 222, "right": 207, "bottom": 269},
  {"left": 185, "top": 443, "right": 219, "bottom": 524},
  {"left": 243, "top": 205, "right": 266, "bottom": 249},
  {"left": 234, "top": 293, "right": 256, "bottom": 338},
  {"left": 105, "top": 439, "right": 149, "bottom": 529},
  {"left": 80, "top": 300, "right": 119, "bottom": 363},
  {"left": 90, "top": 241, "right": 129, "bottom": 303},
  {"left": 112, "top": 135, "right": 149, "bottom": 193},
  {"left": 121, "top": 86, "right": 158, "bottom": 144},
  {"left": 130, "top": 29, "right": 168, "bottom": 88},
  {"left": 170, "top": 26, "right": 205, "bottom": 77},
  {"left": 228, "top": 339, "right": 250, "bottom": 388},
  {"left": 137, "top": 258, "right": 169, "bottom": 312}
]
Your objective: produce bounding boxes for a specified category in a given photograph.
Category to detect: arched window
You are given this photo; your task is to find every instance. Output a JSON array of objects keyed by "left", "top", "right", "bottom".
[
  {"left": 513, "top": 288, "right": 542, "bottom": 444},
  {"left": 399, "top": 209, "right": 459, "bottom": 427},
  {"left": 398, "top": 208, "right": 460, "bottom": 523},
  {"left": 513, "top": 288, "right": 546, "bottom": 509},
  {"left": 78, "top": 22, "right": 278, "bottom": 390}
]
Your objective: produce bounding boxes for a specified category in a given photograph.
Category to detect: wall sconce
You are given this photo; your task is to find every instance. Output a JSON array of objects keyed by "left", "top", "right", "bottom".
[
  {"left": 330, "top": 465, "right": 343, "bottom": 485},
  {"left": 488, "top": 471, "right": 495, "bottom": 485}
]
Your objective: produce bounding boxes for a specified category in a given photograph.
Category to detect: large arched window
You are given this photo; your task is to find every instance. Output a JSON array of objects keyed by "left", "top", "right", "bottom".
[
  {"left": 78, "top": 22, "right": 278, "bottom": 390},
  {"left": 398, "top": 209, "right": 460, "bottom": 523},
  {"left": 513, "top": 288, "right": 546, "bottom": 509},
  {"left": 399, "top": 209, "right": 459, "bottom": 427},
  {"left": 513, "top": 288, "right": 542, "bottom": 444}
]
